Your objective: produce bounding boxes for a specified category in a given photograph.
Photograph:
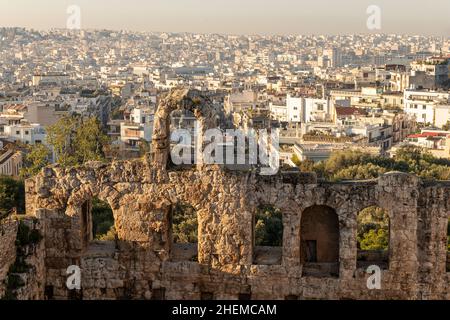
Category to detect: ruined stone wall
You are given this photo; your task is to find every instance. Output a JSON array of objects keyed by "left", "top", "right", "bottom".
[
  {"left": 2, "top": 90, "right": 449, "bottom": 300},
  {"left": 0, "top": 218, "right": 18, "bottom": 297},
  {"left": 0, "top": 217, "right": 45, "bottom": 300},
  {"left": 15, "top": 162, "right": 450, "bottom": 300}
]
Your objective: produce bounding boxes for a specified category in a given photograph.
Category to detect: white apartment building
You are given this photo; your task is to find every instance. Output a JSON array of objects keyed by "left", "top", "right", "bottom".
[
  {"left": 269, "top": 103, "right": 288, "bottom": 122},
  {"left": 2, "top": 122, "right": 46, "bottom": 145},
  {"left": 120, "top": 107, "right": 154, "bottom": 150},
  {"left": 404, "top": 90, "right": 450, "bottom": 126},
  {"left": 405, "top": 131, "right": 449, "bottom": 151},
  {"left": 286, "top": 95, "right": 302, "bottom": 122},
  {"left": 0, "top": 109, "right": 47, "bottom": 145},
  {"left": 344, "top": 120, "right": 393, "bottom": 150},
  {"left": 281, "top": 95, "right": 334, "bottom": 123},
  {"left": 303, "top": 98, "right": 333, "bottom": 123}
]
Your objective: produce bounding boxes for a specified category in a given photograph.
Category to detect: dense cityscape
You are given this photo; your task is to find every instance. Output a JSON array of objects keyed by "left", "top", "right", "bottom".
[
  {"left": 1, "top": 28, "right": 450, "bottom": 176},
  {"left": 0, "top": 23, "right": 450, "bottom": 304}
]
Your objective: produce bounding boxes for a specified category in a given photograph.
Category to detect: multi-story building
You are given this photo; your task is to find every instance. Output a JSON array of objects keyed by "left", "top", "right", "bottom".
[
  {"left": 120, "top": 107, "right": 154, "bottom": 151},
  {"left": 403, "top": 90, "right": 450, "bottom": 126},
  {"left": 270, "top": 95, "right": 334, "bottom": 124},
  {"left": 410, "top": 57, "right": 449, "bottom": 89},
  {"left": 1, "top": 121, "right": 46, "bottom": 145}
]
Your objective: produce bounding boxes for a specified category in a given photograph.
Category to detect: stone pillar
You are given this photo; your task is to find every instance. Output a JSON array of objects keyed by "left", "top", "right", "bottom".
[{"left": 377, "top": 172, "right": 420, "bottom": 298}]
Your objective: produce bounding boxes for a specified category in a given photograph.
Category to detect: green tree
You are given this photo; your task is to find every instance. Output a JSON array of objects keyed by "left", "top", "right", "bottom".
[
  {"left": 74, "top": 117, "right": 109, "bottom": 163},
  {"left": 46, "top": 116, "right": 79, "bottom": 167},
  {"left": 91, "top": 198, "right": 115, "bottom": 240},
  {"left": 357, "top": 206, "right": 389, "bottom": 250},
  {"left": 291, "top": 154, "right": 301, "bottom": 166},
  {"left": 333, "top": 163, "right": 387, "bottom": 181},
  {"left": 299, "top": 159, "right": 316, "bottom": 173},
  {"left": 172, "top": 203, "right": 198, "bottom": 244},
  {"left": 255, "top": 205, "right": 283, "bottom": 247},
  {"left": 359, "top": 229, "right": 389, "bottom": 251},
  {"left": 0, "top": 176, "right": 25, "bottom": 217},
  {"left": 20, "top": 144, "right": 51, "bottom": 178},
  {"left": 46, "top": 115, "right": 109, "bottom": 167},
  {"left": 293, "top": 147, "right": 450, "bottom": 182}
]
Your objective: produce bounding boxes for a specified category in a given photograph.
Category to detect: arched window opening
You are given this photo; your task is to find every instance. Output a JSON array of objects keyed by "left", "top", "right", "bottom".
[
  {"left": 81, "top": 197, "right": 116, "bottom": 249},
  {"left": 92, "top": 198, "right": 115, "bottom": 241},
  {"left": 300, "top": 205, "right": 339, "bottom": 278},
  {"left": 169, "top": 109, "right": 197, "bottom": 169},
  {"left": 170, "top": 203, "right": 198, "bottom": 262},
  {"left": 357, "top": 206, "right": 389, "bottom": 270},
  {"left": 253, "top": 205, "right": 283, "bottom": 265}
]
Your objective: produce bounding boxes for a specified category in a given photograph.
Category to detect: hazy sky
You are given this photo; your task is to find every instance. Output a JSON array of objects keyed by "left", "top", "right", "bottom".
[{"left": 1, "top": 0, "right": 449, "bottom": 36}]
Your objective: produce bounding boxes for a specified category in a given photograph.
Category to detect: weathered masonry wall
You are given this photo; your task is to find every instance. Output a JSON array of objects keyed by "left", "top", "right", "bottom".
[
  {"left": 2, "top": 90, "right": 450, "bottom": 300},
  {"left": 14, "top": 163, "right": 450, "bottom": 300},
  {"left": 0, "top": 218, "right": 18, "bottom": 298},
  {"left": 0, "top": 217, "right": 45, "bottom": 300}
]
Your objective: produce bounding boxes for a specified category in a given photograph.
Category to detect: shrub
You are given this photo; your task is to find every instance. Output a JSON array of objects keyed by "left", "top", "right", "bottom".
[
  {"left": 255, "top": 206, "right": 283, "bottom": 247},
  {"left": 172, "top": 203, "right": 198, "bottom": 244}
]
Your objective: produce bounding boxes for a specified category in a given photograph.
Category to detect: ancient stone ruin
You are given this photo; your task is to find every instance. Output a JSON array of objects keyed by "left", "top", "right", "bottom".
[{"left": 1, "top": 90, "right": 450, "bottom": 300}]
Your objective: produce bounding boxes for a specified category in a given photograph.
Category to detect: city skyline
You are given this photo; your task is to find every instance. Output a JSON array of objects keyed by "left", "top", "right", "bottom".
[
  {"left": 1, "top": 0, "right": 450, "bottom": 36},
  {"left": 1, "top": 2, "right": 450, "bottom": 302}
]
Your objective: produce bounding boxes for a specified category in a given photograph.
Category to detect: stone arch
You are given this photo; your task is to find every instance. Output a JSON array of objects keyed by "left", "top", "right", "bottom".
[
  {"left": 252, "top": 183, "right": 303, "bottom": 267},
  {"left": 356, "top": 206, "right": 390, "bottom": 270},
  {"left": 91, "top": 197, "right": 115, "bottom": 241},
  {"left": 66, "top": 183, "right": 122, "bottom": 251},
  {"left": 300, "top": 205, "right": 340, "bottom": 278},
  {"left": 151, "top": 89, "right": 219, "bottom": 179}
]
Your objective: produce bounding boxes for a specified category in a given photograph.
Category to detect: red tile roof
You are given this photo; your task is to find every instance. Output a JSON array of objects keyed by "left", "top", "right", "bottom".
[
  {"left": 335, "top": 106, "right": 368, "bottom": 117},
  {"left": 407, "top": 132, "right": 445, "bottom": 139}
]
